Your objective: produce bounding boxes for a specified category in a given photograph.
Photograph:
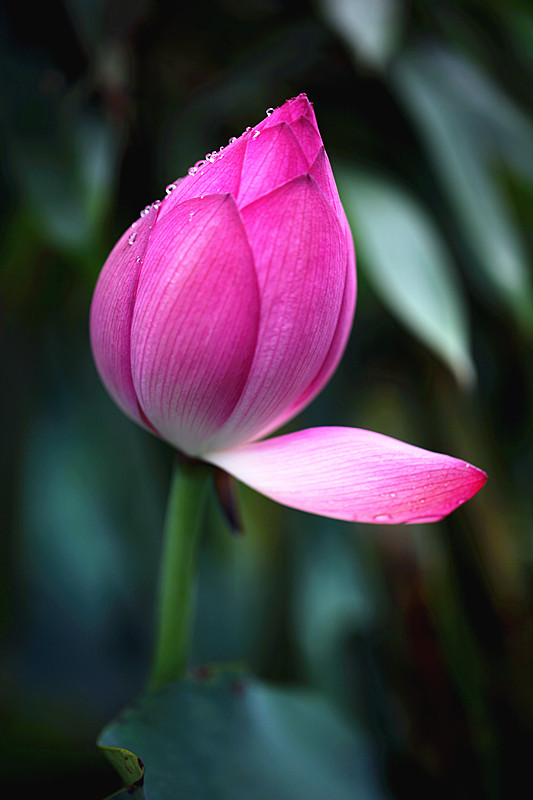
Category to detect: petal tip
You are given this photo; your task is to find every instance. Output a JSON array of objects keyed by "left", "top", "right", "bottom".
[{"left": 464, "top": 462, "right": 488, "bottom": 495}]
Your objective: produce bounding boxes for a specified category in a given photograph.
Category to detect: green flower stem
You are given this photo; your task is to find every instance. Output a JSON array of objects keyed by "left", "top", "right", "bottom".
[{"left": 148, "top": 457, "right": 211, "bottom": 691}]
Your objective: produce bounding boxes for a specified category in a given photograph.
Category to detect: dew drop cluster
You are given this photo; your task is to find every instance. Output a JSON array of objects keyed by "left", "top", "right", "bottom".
[{"left": 129, "top": 105, "right": 279, "bottom": 235}]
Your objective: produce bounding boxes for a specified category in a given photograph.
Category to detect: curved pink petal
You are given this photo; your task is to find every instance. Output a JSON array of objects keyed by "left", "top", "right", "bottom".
[
  {"left": 89, "top": 204, "right": 160, "bottom": 428},
  {"left": 252, "top": 244, "right": 356, "bottom": 441},
  {"left": 308, "top": 146, "right": 347, "bottom": 221},
  {"left": 287, "top": 93, "right": 318, "bottom": 127},
  {"left": 205, "top": 427, "right": 487, "bottom": 524},
  {"left": 151, "top": 95, "right": 320, "bottom": 221},
  {"left": 157, "top": 135, "right": 249, "bottom": 222},
  {"left": 257, "top": 93, "right": 318, "bottom": 131},
  {"left": 253, "top": 148, "right": 358, "bottom": 433},
  {"left": 237, "top": 122, "right": 309, "bottom": 207},
  {"left": 247, "top": 153, "right": 357, "bottom": 441},
  {"left": 202, "top": 175, "right": 349, "bottom": 453},
  {"left": 288, "top": 116, "right": 323, "bottom": 164},
  {"left": 130, "top": 194, "right": 260, "bottom": 455}
]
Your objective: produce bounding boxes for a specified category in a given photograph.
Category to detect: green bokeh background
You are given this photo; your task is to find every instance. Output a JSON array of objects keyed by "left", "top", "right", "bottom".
[{"left": 1, "top": 1, "right": 532, "bottom": 797}]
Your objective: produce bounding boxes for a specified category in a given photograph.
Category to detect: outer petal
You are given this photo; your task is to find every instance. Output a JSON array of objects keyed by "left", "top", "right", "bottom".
[
  {"left": 309, "top": 146, "right": 346, "bottom": 222},
  {"left": 130, "top": 194, "right": 260, "bottom": 455},
  {"left": 257, "top": 93, "right": 318, "bottom": 131},
  {"left": 237, "top": 122, "right": 309, "bottom": 207},
  {"left": 287, "top": 116, "right": 323, "bottom": 164},
  {"left": 205, "top": 427, "right": 487, "bottom": 524},
  {"left": 89, "top": 204, "right": 159, "bottom": 428},
  {"left": 151, "top": 95, "right": 319, "bottom": 221},
  {"left": 286, "top": 93, "right": 319, "bottom": 128},
  {"left": 252, "top": 149, "right": 357, "bottom": 440},
  {"left": 157, "top": 135, "right": 248, "bottom": 222},
  {"left": 253, "top": 249, "right": 355, "bottom": 441},
  {"left": 201, "top": 175, "right": 348, "bottom": 453}
]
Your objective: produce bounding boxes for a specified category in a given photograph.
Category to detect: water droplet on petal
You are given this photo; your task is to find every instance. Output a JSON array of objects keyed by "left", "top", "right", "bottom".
[
  {"left": 128, "top": 231, "right": 138, "bottom": 245},
  {"left": 373, "top": 513, "right": 392, "bottom": 522},
  {"left": 266, "top": 107, "right": 274, "bottom": 116},
  {"left": 252, "top": 130, "right": 261, "bottom": 139},
  {"left": 228, "top": 136, "right": 237, "bottom": 144},
  {"left": 165, "top": 183, "right": 176, "bottom": 194},
  {"left": 407, "top": 514, "right": 442, "bottom": 524}
]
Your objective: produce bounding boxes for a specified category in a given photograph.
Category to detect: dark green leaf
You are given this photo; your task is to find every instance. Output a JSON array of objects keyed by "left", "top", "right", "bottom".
[{"left": 98, "top": 667, "right": 386, "bottom": 800}]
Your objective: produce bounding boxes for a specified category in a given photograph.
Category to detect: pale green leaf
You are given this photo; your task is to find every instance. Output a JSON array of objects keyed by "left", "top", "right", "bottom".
[
  {"left": 319, "top": 0, "right": 402, "bottom": 70},
  {"left": 392, "top": 44, "right": 533, "bottom": 332},
  {"left": 338, "top": 167, "right": 475, "bottom": 387}
]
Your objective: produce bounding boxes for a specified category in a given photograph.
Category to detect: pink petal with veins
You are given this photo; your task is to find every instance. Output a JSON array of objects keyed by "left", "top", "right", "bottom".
[
  {"left": 288, "top": 116, "right": 323, "bottom": 164},
  {"left": 253, "top": 246, "right": 355, "bottom": 441},
  {"left": 256, "top": 93, "right": 318, "bottom": 132},
  {"left": 206, "top": 427, "right": 487, "bottom": 524},
  {"left": 251, "top": 148, "right": 357, "bottom": 439},
  {"left": 237, "top": 123, "right": 309, "bottom": 207},
  {"left": 130, "top": 194, "right": 260, "bottom": 455},
  {"left": 89, "top": 204, "right": 159, "bottom": 428},
  {"left": 157, "top": 135, "right": 249, "bottom": 222},
  {"left": 203, "top": 175, "right": 348, "bottom": 452}
]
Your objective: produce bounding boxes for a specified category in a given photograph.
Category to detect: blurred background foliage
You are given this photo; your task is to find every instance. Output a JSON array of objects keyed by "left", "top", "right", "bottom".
[{"left": 1, "top": 0, "right": 532, "bottom": 797}]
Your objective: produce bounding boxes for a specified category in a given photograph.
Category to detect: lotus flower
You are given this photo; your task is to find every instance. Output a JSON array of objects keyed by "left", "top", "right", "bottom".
[{"left": 90, "top": 94, "right": 486, "bottom": 524}]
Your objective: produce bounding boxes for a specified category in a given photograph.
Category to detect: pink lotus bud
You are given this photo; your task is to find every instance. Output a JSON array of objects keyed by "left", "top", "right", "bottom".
[
  {"left": 90, "top": 94, "right": 355, "bottom": 456},
  {"left": 90, "top": 95, "right": 486, "bottom": 524}
]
